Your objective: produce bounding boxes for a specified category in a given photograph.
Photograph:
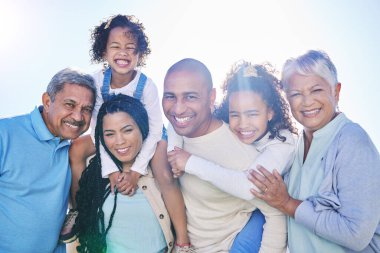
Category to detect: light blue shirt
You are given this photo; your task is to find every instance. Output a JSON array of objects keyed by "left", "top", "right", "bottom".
[
  {"left": 103, "top": 187, "right": 166, "bottom": 253},
  {"left": 287, "top": 113, "right": 380, "bottom": 253},
  {"left": 0, "top": 107, "right": 71, "bottom": 253}
]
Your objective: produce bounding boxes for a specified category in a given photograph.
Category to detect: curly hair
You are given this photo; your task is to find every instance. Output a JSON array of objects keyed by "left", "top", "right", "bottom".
[
  {"left": 90, "top": 14, "right": 151, "bottom": 67},
  {"left": 76, "top": 94, "right": 149, "bottom": 253},
  {"left": 214, "top": 61, "right": 297, "bottom": 142}
]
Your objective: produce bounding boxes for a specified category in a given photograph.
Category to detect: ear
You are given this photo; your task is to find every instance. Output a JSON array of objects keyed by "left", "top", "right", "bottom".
[
  {"left": 42, "top": 92, "right": 52, "bottom": 111},
  {"left": 102, "top": 50, "right": 108, "bottom": 62},
  {"left": 334, "top": 82, "right": 342, "bottom": 103},
  {"left": 209, "top": 88, "right": 216, "bottom": 110},
  {"left": 267, "top": 108, "right": 274, "bottom": 122}
]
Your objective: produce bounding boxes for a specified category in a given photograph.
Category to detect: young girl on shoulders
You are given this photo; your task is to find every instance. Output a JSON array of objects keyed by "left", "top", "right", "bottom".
[
  {"left": 168, "top": 61, "right": 297, "bottom": 252},
  {"left": 63, "top": 14, "right": 191, "bottom": 252}
]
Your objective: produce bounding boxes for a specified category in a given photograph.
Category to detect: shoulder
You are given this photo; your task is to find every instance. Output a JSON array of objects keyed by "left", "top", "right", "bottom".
[
  {"left": 140, "top": 72, "right": 157, "bottom": 90},
  {"left": 0, "top": 114, "right": 28, "bottom": 131},
  {"left": 257, "top": 129, "right": 296, "bottom": 151},
  {"left": 330, "top": 121, "right": 379, "bottom": 169},
  {"left": 336, "top": 122, "right": 374, "bottom": 147},
  {"left": 139, "top": 72, "right": 159, "bottom": 101},
  {"left": 279, "top": 129, "right": 297, "bottom": 145},
  {"left": 91, "top": 69, "right": 104, "bottom": 87}
]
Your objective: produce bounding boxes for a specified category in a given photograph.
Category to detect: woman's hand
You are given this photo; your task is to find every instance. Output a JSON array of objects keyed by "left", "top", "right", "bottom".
[
  {"left": 248, "top": 165, "right": 301, "bottom": 217},
  {"left": 167, "top": 147, "right": 191, "bottom": 178}
]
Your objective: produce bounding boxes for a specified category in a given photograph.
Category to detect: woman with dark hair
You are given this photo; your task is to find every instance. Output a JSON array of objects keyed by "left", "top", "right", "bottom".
[{"left": 75, "top": 94, "right": 173, "bottom": 253}]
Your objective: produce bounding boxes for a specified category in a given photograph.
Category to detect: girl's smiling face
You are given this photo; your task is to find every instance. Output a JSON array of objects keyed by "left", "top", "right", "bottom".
[
  {"left": 103, "top": 27, "right": 139, "bottom": 84},
  {"left": 229, "top": 90, "right": 273, "bottom": 144}
]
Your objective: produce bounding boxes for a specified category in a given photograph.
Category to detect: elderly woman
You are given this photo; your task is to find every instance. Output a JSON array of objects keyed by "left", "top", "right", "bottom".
[
  {"left": 249, "top": 50, "right": 380, "bottom": 252},
  {"left": 75, "top": 94, "right": 174, "bottom": 253}
]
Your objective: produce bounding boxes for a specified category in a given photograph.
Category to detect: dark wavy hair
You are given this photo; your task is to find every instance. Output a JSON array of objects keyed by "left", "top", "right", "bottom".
[
  {"left": 90, "top": 14, "right": 151, "bottom": 67},
  {"left": 76, "top": 94, "right": 149, "bottom": 253},
  {"left": 214, "top": 61, "right": 297, "bottom": 141}
]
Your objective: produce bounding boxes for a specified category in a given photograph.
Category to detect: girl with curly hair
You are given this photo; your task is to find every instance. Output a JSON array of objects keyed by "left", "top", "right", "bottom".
[{"left": 168, "top": 61, "right": 297, "bottom": 252}]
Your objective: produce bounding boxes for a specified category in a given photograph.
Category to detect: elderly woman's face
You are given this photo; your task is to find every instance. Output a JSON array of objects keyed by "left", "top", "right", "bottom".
[
  {"left": 285, "top": 74, "right": 341, "bottom": 133},
  {"left": 102, "top": 111, "right": 143, "bottom": 167}
]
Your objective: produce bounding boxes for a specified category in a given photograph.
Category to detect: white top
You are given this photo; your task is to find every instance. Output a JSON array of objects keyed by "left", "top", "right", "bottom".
[
  {"left": 91, "top": 69, "right": 163, "bottom": 177},
  {"left": 185, "top": 129, "right": 296, "bottom": 200},
  {"left": 168, "top": 122, "right": 287, "bottom": 253}
]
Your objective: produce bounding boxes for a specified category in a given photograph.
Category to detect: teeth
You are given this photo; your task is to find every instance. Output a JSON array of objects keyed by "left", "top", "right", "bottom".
[
  {"left": 240, "top": 131, "right": 254, "bottom": 136},
  {"left": 117, "top": 148, "right": 128, "bottom": 153},
  {"left": 175, "top": 116, "right": 191, "bottom": 123},
  {"left": 65, "top": 122, "right": 78, "bottom": 129},
  {"left": 302, "top": 109, "right": 320, "bottom": 116},
  {"left": 116, "top": 59, "right": 128, "bottom": 65}
]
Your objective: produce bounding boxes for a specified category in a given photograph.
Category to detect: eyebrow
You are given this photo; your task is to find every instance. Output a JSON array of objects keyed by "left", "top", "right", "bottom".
[
  {"left": 121, "top": 124, "right": 133, "bottom": 130},
  {"left": 63, "top": 99, "right": 77, "bottom": 104},
  {"left": 229, "top": 109, "right": 259, "bottom": 113},
  {"left": 103, "top": 124, "right": 133, "bottom": 133}
]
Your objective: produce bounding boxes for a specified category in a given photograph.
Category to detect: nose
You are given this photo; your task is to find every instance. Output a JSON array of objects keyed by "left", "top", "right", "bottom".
[
  {"left": 302, "top": 93, "right": 314, "bottom": 107},
  {"left": 238, "top": 115, "right": 249, "bottom": 128},
  {"left": 172, "top": 100, "right": 187, "bottom": 115},
  {"left": 119, "top": 50, "right": 128, "bottom": 56},
  {"left": 115, "top": 132, "right": 125, "bottom": 145},
  {"left": 71, "top": 108, "right": 84, "bottom": 122}
]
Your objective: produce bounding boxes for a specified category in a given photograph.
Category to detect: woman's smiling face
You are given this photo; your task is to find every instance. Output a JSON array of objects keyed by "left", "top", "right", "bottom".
[
  {"left": 285, "top": 74, "right": 341, "bottom": 134},
  {"left": 102, "top": 111, "right": 143, "bottom": 167}
]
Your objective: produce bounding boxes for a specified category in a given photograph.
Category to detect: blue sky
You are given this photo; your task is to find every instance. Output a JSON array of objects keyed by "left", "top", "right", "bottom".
[{"left": 1, "top": 0, "right": 379, "bottom": 149}]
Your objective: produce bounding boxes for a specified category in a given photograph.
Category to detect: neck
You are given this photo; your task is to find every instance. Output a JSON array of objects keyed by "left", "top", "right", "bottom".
[
  {"left": 201, "top": 116, "right": 223, "bottom": 136},
  {"left": 110, "top": 70, "right": 136, "bottom": 89},
  {"left": 303, "top": 131, "right": 313, "bottom": 162},
  {"left": 122, "top": 161, "right": 134, "bottom": 172},
  {"left": 41, "top": 109, "right": 58, "bottom": 138}
]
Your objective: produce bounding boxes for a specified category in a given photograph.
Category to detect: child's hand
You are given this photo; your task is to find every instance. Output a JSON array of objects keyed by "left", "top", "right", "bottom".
[
  {"left": 108, "top": 171, "right": 121, "bottom": 194},
  {"left": 167, "top": 147, "right": 191, "bottom": 178},
  {"left": 116, "top": 170, "right": 141, "bottom": 196}
]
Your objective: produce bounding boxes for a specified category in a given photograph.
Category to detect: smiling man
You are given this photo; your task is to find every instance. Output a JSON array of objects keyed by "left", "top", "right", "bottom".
[
  {"left": 162, "top": 58, "right": 287, "bottom": 253},
  {"left": 0, "top": 68, "right": 96, "bottom": 253}
]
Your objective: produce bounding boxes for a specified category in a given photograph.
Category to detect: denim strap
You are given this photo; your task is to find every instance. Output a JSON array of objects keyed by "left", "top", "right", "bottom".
[
  {"left": 101, "top": 67, "right": 113, "bottom": 102},
  {"left": 133, "top": 73, "right": 147, "bottom": 100}
]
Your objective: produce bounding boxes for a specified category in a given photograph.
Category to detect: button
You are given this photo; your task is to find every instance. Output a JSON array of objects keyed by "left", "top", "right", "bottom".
[
  {"left": 159, "top": 214, "right": 164, "bottom": 219},
  {"left": 142, "top": 185, "right": 147, "bottom": 190},
  {"left": 169, "top": 242, "right": 173, "bottom": 247}
]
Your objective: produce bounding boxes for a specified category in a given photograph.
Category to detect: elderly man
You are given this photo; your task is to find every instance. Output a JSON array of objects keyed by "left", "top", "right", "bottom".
[{"left": 0, "top": 68, "right": 96, "bottom": 253}]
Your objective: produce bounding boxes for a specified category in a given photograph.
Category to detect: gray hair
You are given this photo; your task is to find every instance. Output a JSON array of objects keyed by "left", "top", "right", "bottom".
[
  {"left": 281, "top": 50, "right": 338, "bottom": 89},
  {"left": 46, "top": 68, "right": 96, "bottom": 104}
]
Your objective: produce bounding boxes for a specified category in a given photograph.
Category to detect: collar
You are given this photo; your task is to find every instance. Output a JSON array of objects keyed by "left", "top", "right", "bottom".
[
  {"left": 30, "top": 106, "right": 69, "bottom": 146},
  {"left": 311, "top": 113, "right": 349, "bottom": 139}
]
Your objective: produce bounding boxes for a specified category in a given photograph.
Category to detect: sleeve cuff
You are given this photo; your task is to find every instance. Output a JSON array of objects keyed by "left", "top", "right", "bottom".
[
  {"left": 185, "top": 155, "right": 201, "bottom": 174},
  {"left": 295, "top": 200, "right": 320, "bottom": 233}
]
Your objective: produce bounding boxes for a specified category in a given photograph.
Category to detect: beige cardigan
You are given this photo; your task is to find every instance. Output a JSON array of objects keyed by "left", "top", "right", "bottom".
[{"left": 138, "top": 167, "right": 174, "bottom": 253}]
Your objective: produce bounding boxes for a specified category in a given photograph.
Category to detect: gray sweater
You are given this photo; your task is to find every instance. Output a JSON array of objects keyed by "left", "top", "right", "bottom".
[{"left": 295, "top": 120, "right": 380, "bottom": 252}]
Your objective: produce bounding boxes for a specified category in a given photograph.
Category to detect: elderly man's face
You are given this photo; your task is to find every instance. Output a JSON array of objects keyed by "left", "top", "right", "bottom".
[
  {"left": 162, "top": 70, "right": 215, "bottom": 138},
  {"left": 42, "top": 83, "right": 94, "bottom": 140}
]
